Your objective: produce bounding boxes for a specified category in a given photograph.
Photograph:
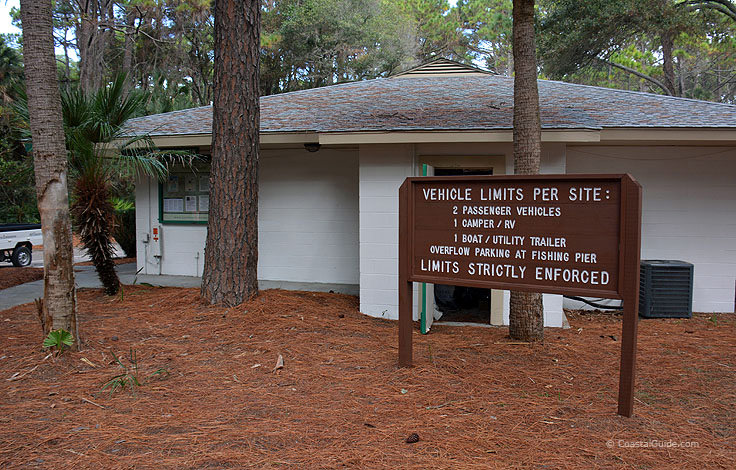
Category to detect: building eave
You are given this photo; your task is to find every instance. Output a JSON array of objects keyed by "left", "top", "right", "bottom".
[
  {"left": 599, "top": 128, "right": 736, "bottom": 145},
  {"left": 121, "top": 131, "right": 321, "bottom": 149},
  {"left": 317, "top": 129, "right": 602, "bottom": 145},
  {"left": 121, "top": 127, "right": 736, "bottom": 149}
]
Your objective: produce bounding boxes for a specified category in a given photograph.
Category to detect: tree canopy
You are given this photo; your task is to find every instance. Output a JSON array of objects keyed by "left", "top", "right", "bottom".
[
  {"left": 3, "top": 0, "right": 734, "bottom": 105},
  {"left": 538, "top": 0, "right": 736, "bottom": 102}
]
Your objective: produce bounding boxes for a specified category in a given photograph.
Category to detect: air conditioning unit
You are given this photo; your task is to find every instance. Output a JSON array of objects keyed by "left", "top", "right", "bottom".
[{"left": 639, "top": 260, "right": 693, "bottom": 318}]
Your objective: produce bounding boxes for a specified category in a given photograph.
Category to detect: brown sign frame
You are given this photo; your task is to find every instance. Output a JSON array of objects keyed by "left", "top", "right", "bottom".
[{"left": 398, "top": 174, "right": 642, "bottom": 417}]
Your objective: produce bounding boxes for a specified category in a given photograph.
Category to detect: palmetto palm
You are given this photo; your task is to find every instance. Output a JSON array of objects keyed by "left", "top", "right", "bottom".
[{"left": 63, "top": 74, "right": 166, "bottom": 295}]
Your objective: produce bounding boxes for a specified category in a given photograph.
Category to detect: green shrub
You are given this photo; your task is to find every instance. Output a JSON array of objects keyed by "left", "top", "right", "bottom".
[
  {"left": 0, "top": 155, "right": 39, "bottom": 223},
  {"left": 113, "top": 206, "right": 136, "bottom": 258}
]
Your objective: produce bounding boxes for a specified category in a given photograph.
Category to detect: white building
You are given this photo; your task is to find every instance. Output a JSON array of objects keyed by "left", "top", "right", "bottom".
[{"left": 124, "top": 60, "right": 736, "bottom": 326}]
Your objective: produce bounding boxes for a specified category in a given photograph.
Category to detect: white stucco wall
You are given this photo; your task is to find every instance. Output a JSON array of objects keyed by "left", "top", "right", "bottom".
[
  {"left": 566, "top": 145, "right": 736, "bottom": 313},
  {"left": 136, "top": 148, "right": 359, "bottom": 285}
]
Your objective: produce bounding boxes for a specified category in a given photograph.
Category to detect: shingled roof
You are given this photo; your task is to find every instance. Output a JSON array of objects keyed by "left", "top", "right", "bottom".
[{"left": 123, "top": 71, "right": 736, "bottom": 138}]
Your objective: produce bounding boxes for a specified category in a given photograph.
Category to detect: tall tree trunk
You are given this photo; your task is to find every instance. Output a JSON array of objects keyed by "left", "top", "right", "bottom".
[
  {"left": 121, "top": 6, "right": 137, "bottom": 91},
  {"left": 510, "top": 0, "right": 543, "bottom": 342},
  {"left": 661, "top": 30, "right": 679, "bottom": 97},
  {"left": 20, "top": 0, "right": 78, "bottom": 345},
  {"left": 78, "top": 0, "right": 105, "bottom": 93},
  {"left": 676, "top": 53, "right": 684, "bottom": 97},
  {"left": 201, "top": 0, "right": 260, "bottom": 306}
]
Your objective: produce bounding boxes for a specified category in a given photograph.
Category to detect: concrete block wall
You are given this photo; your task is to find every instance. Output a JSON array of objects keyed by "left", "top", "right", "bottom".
[
  {"left": 136, "top": 148, "right": 359, "bottom": 284},
  {"left": 358, "top": 144, "right": 415, "bottom": 319},
  {"left": 258, "top": 149, "right": 359, "bottom": 284},
  {"left": 567, "top": 145, "right": 736, "bottom": 313}
]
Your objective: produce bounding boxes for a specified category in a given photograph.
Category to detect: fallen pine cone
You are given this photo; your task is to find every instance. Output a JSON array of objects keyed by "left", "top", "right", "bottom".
[{"left": 405, "top": 433, "right": 420, "bottom": 444}]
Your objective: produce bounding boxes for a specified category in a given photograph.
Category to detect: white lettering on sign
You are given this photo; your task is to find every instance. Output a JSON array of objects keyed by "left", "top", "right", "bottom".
[
  {"left": 423, "top": 187, "right": 472, "bottom": 201},
  {"left": 462, "top": 218, "right": 495, "bottom": 228},
  {"left": 411, "top": 178, "right": 622, "bottom": 292},
  {"left": 462, "top": 205, "right": 511, "bottom": 216},
  {"left": 529, "top": 237, "right": 567, "bottom": 247},
  {"left": 474, "top": 247, "right": 511, "bottom": 258},
  {"left": 516, "top": 206, "right": 562, "bottom": 217},
  {"left": 575, "top": 252, "right": 597, "bottom": 263},
  {"left": 531, "top": 250, "right": 569, "bottom": 262},
  {"left": 533, "top": 187, "right": 559, "bottom": 201},
  {"left": 429, "top": 245, "right": 470, "bottom": 256},
  {"left": 568, "top": 187, "right": 602, "bottom": 201},
  {"left": 535, "top": 267, "right": 610, "bottom": 285},
  {"left": 479, "top": 187, "right": 524, "bottom": 201},
  {"left": 492, "top": 235, "right": 525, "bottom": 246},
  {"left": 468, "top": 263, "right": 526, "bottom": 279},
  {"left": 420, "top": 259, "right": 460, "bottom": 274},
  {"left": 462, "top": 234, "right": 483, "bottom": 243}
]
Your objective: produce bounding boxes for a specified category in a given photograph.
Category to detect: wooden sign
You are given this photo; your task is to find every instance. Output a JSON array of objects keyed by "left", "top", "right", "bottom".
[{"left": 398, "top": 174, "right": 642, "bottom": 417}]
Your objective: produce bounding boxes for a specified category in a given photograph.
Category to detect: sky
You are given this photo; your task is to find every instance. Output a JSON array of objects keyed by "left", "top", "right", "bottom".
[
  {"left": 0, "top": 0, "right": 20, "bottom": 35},
  {"left": 1, "top": 0, "right": 76, "bottom": 59}
]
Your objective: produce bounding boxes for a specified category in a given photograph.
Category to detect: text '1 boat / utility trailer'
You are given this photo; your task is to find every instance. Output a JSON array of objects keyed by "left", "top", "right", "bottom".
[{"left": 0, "top": 224, "right": 42, "bottom": 267}]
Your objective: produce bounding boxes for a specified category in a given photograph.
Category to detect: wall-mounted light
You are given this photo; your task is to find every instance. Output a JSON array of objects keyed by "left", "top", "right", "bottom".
[{"left": 304, "top": 143, "right": 321, "bottom": 153}]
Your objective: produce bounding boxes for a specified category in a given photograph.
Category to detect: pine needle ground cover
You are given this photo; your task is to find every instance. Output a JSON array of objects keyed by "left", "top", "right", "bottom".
[
  {"left": 0, "top": 267, "right": 43, "bottom": 290},
  {"left": 0, "top": 287, "right": 733, "bottom": 469},
  {"left": 74, "top": 257, "right": 136, "bottom": 267}
]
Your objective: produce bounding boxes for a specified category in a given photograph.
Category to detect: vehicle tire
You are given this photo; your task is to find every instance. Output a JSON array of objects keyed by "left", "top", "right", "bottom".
[{"left": 11, "top": 246, "right": 32, "bottom": 267}]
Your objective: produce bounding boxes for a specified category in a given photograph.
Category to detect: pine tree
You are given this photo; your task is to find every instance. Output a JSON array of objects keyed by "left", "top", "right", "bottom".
[{"left": 201, "top": 0, "right": 261, "bottom": 306}]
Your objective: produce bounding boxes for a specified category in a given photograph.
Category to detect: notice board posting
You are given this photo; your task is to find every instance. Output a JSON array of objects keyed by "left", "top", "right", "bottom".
[
  {"left": 398, "top": 174, "right": 642, "bottom": 417},
  {"left": 410, "top": 177, "right": 622, "bottom": 297}
]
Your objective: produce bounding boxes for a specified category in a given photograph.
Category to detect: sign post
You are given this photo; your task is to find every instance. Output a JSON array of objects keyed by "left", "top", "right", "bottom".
[{"left": 398, "top": 174, "right": 642, "bottom": 417}]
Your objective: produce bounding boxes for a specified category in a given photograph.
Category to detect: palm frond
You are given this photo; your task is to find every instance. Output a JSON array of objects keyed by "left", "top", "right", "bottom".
[
  {"left": 156, "top": 149, "right": 202, "bottom": 172},
  {"left": 92, "top": 74, "right": 147, "bottom": 142},
  {"left": 114, "top": 147, "right": 169, "bottom": 181}
]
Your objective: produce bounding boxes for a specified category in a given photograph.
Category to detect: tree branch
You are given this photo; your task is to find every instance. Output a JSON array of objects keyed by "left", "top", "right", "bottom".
[
  {"left": 679, "top": 0, "right": 736, "bottom": 22},
  {"left": 97, "top": 21, "right": 175, "bottom": 45},
  {"left": 597, "top": 58, "right": 673, "bottom": 95},
  {"left": 711, "top": 72, "right": 736, "bottom": 92}
]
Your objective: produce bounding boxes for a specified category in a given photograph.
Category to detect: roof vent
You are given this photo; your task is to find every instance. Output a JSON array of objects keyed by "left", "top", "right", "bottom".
[
  {"left": 391, "top": 58, "right": 495, "bottom": 78},
  {"left": 639, "top": 260, "right": 694, "bottom": 318}
]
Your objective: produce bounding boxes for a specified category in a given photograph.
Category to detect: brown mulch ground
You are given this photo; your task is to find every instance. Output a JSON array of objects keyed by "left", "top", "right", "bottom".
[
  {"left": 75, "top": 257, "right": 136, "bottom": 267},
  {"left": 0, "top": 267, "right": 44, "bottom": 290},
  {"left": 0, "top": 287, "right": 733, "bottom": 469}
]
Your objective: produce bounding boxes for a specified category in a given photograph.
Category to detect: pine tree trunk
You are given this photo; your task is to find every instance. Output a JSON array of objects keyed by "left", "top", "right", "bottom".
[
  {"left": 510, "top": 0, "right": 543, "bottom": 342},
  {"left": 20, "top": 0, "right": 78, "bottom": 345},
  {"left": 121, "top": 6, "right": 137, "bottom": 91},
  {"left": 201, "top": 0, "right": 260, "bottom": 306},
  {"left": 77, "top": 0, "right": 105, "bottom": 93},
  {"left": 661, "top": 31, "right": 679, "bottom": 97}
]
